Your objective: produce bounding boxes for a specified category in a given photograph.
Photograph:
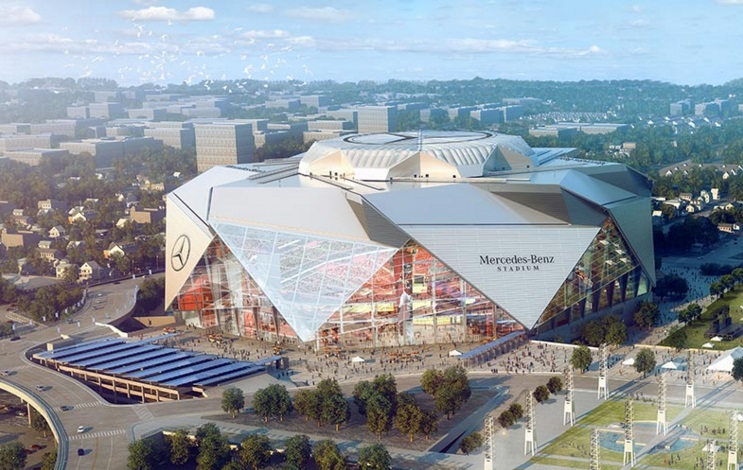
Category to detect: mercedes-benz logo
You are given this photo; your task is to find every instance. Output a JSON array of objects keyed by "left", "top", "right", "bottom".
[{"left": 171, "top": 234, "right": 191, "bottom": 272}]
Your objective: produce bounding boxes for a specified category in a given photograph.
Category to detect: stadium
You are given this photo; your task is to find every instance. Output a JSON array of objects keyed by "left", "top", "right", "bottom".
[{"left": 165, "top": 131, "right": 654, "bottom": 349}]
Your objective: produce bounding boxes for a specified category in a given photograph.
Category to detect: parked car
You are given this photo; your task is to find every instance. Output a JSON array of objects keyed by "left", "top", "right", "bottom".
[
  {"left": 77, "top": 425, "right": 86, "bottom": 433},
  {"left": 77, "top": 448, "right": 85, "bottom": 456}
]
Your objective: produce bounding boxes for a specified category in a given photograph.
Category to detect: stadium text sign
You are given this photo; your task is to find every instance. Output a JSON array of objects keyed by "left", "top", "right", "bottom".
[{"left": 479, "top": 254, "right": 555, "bottom": 272}]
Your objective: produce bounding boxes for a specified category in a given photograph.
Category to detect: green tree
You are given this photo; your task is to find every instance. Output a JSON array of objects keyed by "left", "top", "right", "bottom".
[
  {"left": 31, "top": 411, "right": 51, "bottom": 437},
  {"left": 605, "top": 320, "right": 628, "bottom": 345},
  {"left": 418, "top": 409, "right": 438, "bottom": 440},
  {"left": 295, "top": 389, "right": 322, "bottom": 424},
  {"left": 665, "top": 326, "right": 687, "bottom": 350},
  {"left": 196, "top": 432, "right": 231, "bottom": 470},
  {"left": 533, "top": 385, "right": 550, "bottom": 403},
  {"left": 127, "top": 439, "right": 164, "bottom": 470},
  {"left": 195, "top": 423, "right": 221, "bottom": 443},
  {"left": 322, "top": 391, "right": 350, "bottom": 431},
  {"left": 634, "top": 349, "right": 657, "bottom": 377},
  {"left": 395, "top": 394, "right": 425, "bottom": 442},
  {"left": 313, "top": 439, "right": 348, "bottom": 470},
  {"left": 498, "top": 410, "right": 516, "bottom": 428},
  {"left": 421, "top": 368, "right": 444, "bottom": 397},
  {"left": 167, "top": 429, "right": 192, "bottom": 465},
  {"left": 284, "top": 434, "right": 311, "bottom": 470},
  {"left": 358, "top": 443, "right": 392, "bottom": 470},
  {"left": 366, "top": 392, "right": 394, "bottom": 439},
  {"left": 40, "top": 451, "right": 56, "bottom": 470},
  {"left": 352, "top": 380, "right": 374, "bottom": 416},
  {"left": 459, "top": 432, "right": 484, "bottom": 454},
  {"left": 634, "top": 301, "right": 660, "bottom": 329},
  {"left": 570, "top": 346, "right": 593, "bottom": 373},
  {"left": 508, "top": 403, "right": 524, "bottom": 420},
  {"left": 253, "top": 384, "right": 292, "bottom": 422},
  {"left": 546, "top": 376, "right": 563, "bottom": 394},
  {"left": 0, "top": 442, "right": 26, "bottom": 470},
  {"left": 239, "top": 434, "right": 273, "bottom": 470},
  {"left": 222, "top": 387, "right": 245, "bottom": 419},
  {"left": 732, "top": 357, "right": 743, "bottom": 382}
]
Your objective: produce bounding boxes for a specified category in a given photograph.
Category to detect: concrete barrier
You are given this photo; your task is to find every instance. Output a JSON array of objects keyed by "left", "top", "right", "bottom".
[{"left": 0, "top": 379, "right": 68, "bottom": 470}]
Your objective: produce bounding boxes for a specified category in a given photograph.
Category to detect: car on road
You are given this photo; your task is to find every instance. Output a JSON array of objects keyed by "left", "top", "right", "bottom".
[
  {"left": 9, "top": 335, "right": 20, "bottom": 341},
  {"left": 77, "top": 448, "right": 85, "bottom": 456},
  {"left": 0, "top": 370, "right": 11, "bottom": 376},
  {"left": 77, "top": 425, "right": 86, "bottom": 433},
  {"left": 60, "top": 405, "right": 72, "bottom": 411},
  {"left": 35, "top": 385, "right": 45, "bottom": 392}
]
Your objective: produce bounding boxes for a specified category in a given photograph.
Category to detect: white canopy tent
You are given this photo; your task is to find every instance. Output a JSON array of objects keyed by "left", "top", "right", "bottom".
[
  {"left": 661, "top": 361, "right": 678, "bottom": 370},
  {"left": 448, "top": 350, "right": 463, "bottom": 357},
  {"left": 702, "top": 342, "right": 714, "bottom": 348},
  {"left": 351, "top": 356, "right": 366, "bottom": 363},
  {"left": 706, "top": 347, "right": 743, "bottom": 373},
  {"left": 711, "top": 336, "right": 723, "bottom": 342},
  {"left": 622, "top": 357, "right": 635, "bottom": 366}
]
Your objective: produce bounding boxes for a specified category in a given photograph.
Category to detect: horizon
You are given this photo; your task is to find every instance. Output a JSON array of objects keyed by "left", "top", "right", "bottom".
[{"left": 2, "top": 1, "right": 743, "bottom": 87}]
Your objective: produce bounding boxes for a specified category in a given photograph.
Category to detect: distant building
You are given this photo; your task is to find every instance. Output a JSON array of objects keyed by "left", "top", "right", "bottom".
[
  {"left": 358, "top": 106, "right": 398, "bottom": 133},
  {"left": 143, "top": 122, "right": 196, "bottom": 150},
  {"left": 88, "top": 102, "right": 126, "bottom": 119},
  {"left": 37, "top": 247, "right": 62, "bottom": 263},
  {"left": 127, "top": 108, "right": 167, "bottom": 120},
  {"left": 68, "top": 206, "right": 98, "bottom": 224},
  {"left": 48, "top": 226, "right": 66, "bottom": 239},
  {"left": 419, "top": 108, "right": 448, "bottom": 123},
  {"left": 3, "top": 148, "right": 69, "bottom": 166},
  {"left": 194, "top": 122, "right": 256, "bottom": 173},
  {"left": 104, "top": 242, "right": 137, "bottom": 259},
  {"left": 265, "top": 98, "right": 300, "bottom": 110},
  {"left": 129, "top": 206, "right": 165, "bottom": 225},
  {"left": 79, "top": 261, "right": 103, "bottom": 282},
  {"left": 299, "top": 95, "right": 329, "bottom": 108},
  {"left": 1, "top": 228, "right": 41, "bottom": 249},
  {"left": 670, "top": 99, "right": 692, "bottom": 116},
  {"left": 0, "top": 134, "right": 58, "bottom": 154},
  {"left": 56, "top": 260, "right": 77, "bottom": 280}
]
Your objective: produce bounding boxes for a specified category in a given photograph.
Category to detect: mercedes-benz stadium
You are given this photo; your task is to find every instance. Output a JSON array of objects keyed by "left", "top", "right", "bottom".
[{"left": 165, "top": 131, "right": 654, "bottom": 349}]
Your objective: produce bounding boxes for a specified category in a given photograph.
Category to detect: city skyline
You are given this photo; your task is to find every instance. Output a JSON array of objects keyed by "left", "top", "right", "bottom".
[{"left": 1, "top": 1, "right": 743, "bottom": 87}]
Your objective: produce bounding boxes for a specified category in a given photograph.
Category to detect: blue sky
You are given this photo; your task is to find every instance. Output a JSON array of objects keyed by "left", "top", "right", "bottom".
[{"left": 1, "top": 0, "right": 742, "bottom": 86}]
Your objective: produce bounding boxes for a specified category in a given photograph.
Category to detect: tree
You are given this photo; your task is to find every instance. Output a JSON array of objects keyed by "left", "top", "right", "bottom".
[
  {"left": 533, "top": 385, "right": 550, "bottom": 403},
  {"left": 40, "top": 451, "right": 56, "bottom": 470},
  {"left": 732, "top": 357, "right": 743, "bottom": 382},
  {"left": 196, "top": 432, "right": 231, "bottom": 470},
  {"left": 418, "top": 409, "right": 438, "bottom": 440},
  {"left": 295, "top": 389, "right": 321, "bottom": 424},
  {"left": 167, "top": 429, "right": 192, "bottom": 465},
  {"left": 634, "top": 349, "right": 656, "bottom": 377},
  {"left": 358, "top": 443, "right": 391, "bottom": 470},
  {"left": 195, "top": 423, "right": 221, "bottom": 443},
  {"left": 352, "top": 380, "right": 374, "bottom": 416},
  {"left": 127, "top": 439, "right": 163, "bottom": 470},
  {"left": 253, "top": 384, "right": 292, "bottom": 422},
  {"left": 665, "top": 326, "right": 687, "bottom": 350},
  {"left": 313, "top": 439, "right": 348, "bottom": 470},
  {"left": 634, "top": 301, "right": 660, "bottom": 329},
  {"left": 546, "top": 376, "right": 563, "bottom": 394},
  {"left": 395, "top": 394, "right": 425, "bottom": 442},
  {"left": 222, "top": 387, "right": 245, "bottom": 419},
  {"left": 284, "top": 434, "right": 311, "bottom": 470},
  {"left": 0, "top": 442, "right": 26, "bottom": 470},
  {"left": 508, "top": 403, "right": 524, "bottom": 420},
  {"left": 570, "top": 346, "right": 593, "bottom": 373},
  {"left": 498, "top": 410, "right": 516, "bottom": 428},
  {"left": 366, "top": 392, "right": 395, "bottom": 439},
  {"left": 459, "top": 432, "right": 484, "bottom": 454},
  {"left": 31, "top": 412, "right": 51, "bottom": 437},
  {"left": 432, "top": 366, "right": 471, "bottom": 419},
  {"left": 605, "top": 321, "right": 628, "bottom": 346},
  {"left": 239, "top": 434, "right": 273, "bottom": 470},
  {"left": 421, "top": 368, "right": 444, "bottom": 397},
  {"left": 322, "top": 391, "right": 350, "bottom": 431}
]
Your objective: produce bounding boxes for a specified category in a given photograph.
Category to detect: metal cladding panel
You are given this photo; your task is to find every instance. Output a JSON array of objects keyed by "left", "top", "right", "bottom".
[
  {"left": 365, "top": 184, "right": 567, "bottom": 226},
  {"left": 553, "top": 169, "right": 637, "bottom": 206},
  {"left": 579, "top": 165, "right": 652, "bottom": 197},
  {"left": 606, "top": 196, "right": 656, "bottom": 283},
  {"left": 347, "top": 200, "right": 409, "bottom": 248},
  {"left": 165, "top": 195, "right": 214, "bottom": 309},
  {"left": 170, "top": 165, "right": 253, "bottom": 222},
  {"left": 399, "top": 225, "right": 600, "bottom": 328},
  {"left": 211, "top": 221, "right": 396, "bottom": 342},
  {"left": 208, "top": 186, "right": 372, "bottom": 242}
]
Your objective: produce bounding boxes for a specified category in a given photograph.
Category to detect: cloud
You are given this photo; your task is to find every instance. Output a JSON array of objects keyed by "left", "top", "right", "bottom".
[
  {"left": 119, "top": 6, "right": 215, "bottom": 22},
  {"left": 246, "top": 3, "right": 273, "bottom": 14},
  {"left": 0, "top": 5, "right": 41, "bottom": 25},
  {"left": 718, "top": 0, "right": 743, "bottom": 4},
  {"left": 242, "top": 29, "right": 291, "bottom": 39},
  {"left": 283, "top": 6, "right": 353, "bottom": 22}
]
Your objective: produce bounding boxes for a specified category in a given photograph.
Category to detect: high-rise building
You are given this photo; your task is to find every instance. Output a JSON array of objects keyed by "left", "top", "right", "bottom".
[
  {"left": 358, "top": 106, "right": 398, "bottom": 133},
  {"left": 194, "top": 122, "right": 256, "bottom": 173}
]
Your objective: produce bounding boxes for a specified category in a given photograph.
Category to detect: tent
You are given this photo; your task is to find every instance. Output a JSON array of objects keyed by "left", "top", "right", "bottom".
[
  {"left": 706, "top": 347, "right": 743, "bottom": 373},
  {"left": 711, "top": 336, "right": 723, "bottom": 342},
  {"left": 351, "top": 356, "right": 366, "bottom": 363},
  {"left": 448, "top": 349, "right": 463, "bottom": 357},
  {"left": 661, "top": 361, "right": 678, "bottom": 370},
  {"left": 702, "top": 342, "right": 714, "bottom": 348},
  {"left": 621, "top": 357, "right": 635, "bottom": 366}
]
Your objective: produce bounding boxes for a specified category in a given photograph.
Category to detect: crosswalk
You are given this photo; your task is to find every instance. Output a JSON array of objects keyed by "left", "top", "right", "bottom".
[
  {"left": 69, "top": 429, "right": 126, "bottom": 441},
  {"left": 71, "top": 401, "right": 101, "bottom": 410},
  {"left": 133, "top": 405, "right": 155, "bottom": 421}
]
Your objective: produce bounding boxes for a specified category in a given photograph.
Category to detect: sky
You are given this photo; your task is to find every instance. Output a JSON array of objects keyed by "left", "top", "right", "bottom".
[{"left": 1, "top": 0, "right": 743, "bottom": 86}]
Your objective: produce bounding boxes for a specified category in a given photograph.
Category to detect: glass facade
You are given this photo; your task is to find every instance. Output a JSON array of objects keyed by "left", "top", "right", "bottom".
[
  {"left": 537, "top": 218, "right": 650, "bottom": 329},
  {"left": 172, "top": 217, "right": 649, "bottom": 348}
]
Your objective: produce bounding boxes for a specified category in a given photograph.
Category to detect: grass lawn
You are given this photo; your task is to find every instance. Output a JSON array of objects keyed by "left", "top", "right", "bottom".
[
  {"left": 682, "top": 408, "right": 734, "bottom": 438},
  {"left": 578, "top": 400, "right": 682, "bottom": 426},
  {"left": 641, "top": 440, "right": 707, "bottom": 470},
  {"left": 660, "top": 286, "right": 743, "bottom": 349},
  {"left": 530, "top": 455, "right": 622, "bottom": 469}
]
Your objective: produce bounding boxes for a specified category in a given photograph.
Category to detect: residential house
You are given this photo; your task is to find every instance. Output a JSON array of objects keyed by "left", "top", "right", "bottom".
[
  {"left": 129, "top": 206, "right": 165, "bottom": 225},
  {"left": 79, "top": 261, "right": 103, "bottom": 282},
  {"left": 55, "top": 260, "right": 77, "bottom": 280},
  {"left": 37, "top": 247, "right": 62, "bottom": 263},
  {"left": 104, "top": 241, "right": 137, "bottom": 259},
  {"left": 48, "top": 225, "right": 66, "bottom": 239},
  {"left": 1, "top": 228, "right": 41, "bottom": 249},
  {"left": 38, "top": 240, "right": 53, "bottom": 249},
  {"left": 68, "top": 206, "right": 98, "bottom": 224},
  {"left": 11, "top": 209, "right": 32, "bottom": 226},
  {"left": 718, "top": 223, "right": 741, "bottom": 234},
  {"left": 37, "top": 199, "right": 67, "bottom": 214}
]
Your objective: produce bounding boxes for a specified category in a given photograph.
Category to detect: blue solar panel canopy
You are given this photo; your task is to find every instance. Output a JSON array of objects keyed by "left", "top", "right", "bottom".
[{"left": 148, "top": 358, "right": 233, "bottom": 384}]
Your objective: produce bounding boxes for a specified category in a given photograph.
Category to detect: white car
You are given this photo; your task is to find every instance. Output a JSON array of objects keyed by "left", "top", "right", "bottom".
[
  {"left": 35, "top": 385, "right": 45, "bottom": 392},
  {"left": 77, "top": 426, "right": 86, "bottom": 433}
]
